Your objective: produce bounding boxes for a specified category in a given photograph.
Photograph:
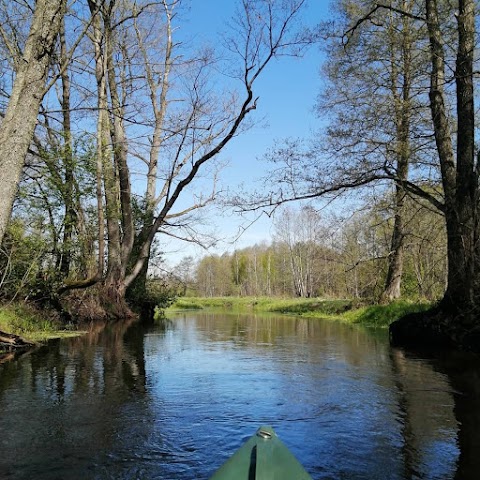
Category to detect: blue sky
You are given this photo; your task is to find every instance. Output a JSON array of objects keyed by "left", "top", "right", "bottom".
[{"left": 163, "top": 1, "right": 333, "bottom": 265}]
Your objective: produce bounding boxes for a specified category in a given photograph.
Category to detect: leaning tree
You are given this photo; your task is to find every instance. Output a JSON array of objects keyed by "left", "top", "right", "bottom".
[{"left": 0, "top": 0, "right": 67, "bottom": 246}]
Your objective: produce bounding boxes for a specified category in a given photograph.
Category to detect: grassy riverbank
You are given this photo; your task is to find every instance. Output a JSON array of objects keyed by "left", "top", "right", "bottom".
[
  {"left": 167, "top": 296, "right": 432, "bottom": 328},
  {"left": 0, "top": 303, "right": 82, "bottom": 345}
]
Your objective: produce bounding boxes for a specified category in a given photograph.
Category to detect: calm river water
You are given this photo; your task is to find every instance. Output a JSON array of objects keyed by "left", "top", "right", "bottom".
[{"left": 1, "top": 312, "right": 480, "bottom": 479}]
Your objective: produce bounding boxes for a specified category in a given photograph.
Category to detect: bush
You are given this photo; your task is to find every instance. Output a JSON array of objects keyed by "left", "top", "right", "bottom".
[
  {"left": 169, "top": 299, "right": 204, "bottom": 310},
  {"left": 0, "top": 220, "right": 52, "bottom": 301}
]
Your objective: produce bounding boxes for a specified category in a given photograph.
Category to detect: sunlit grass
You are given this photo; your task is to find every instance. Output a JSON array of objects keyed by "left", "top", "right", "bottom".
[
  {"left": 0, "top": 303, "right": 83, "bottom": 345},
  {"left": 342, "top": 301, "right": 432, "bottom": 328},
  {"left": 265, "top": 298, "right": 352, "bottom": 316},
  {"left": 167, "top": 296, "right": 352, "bottom": 316},
  {"left": 166, "top": 296, "right": 433, "bottom": 329},
  {"left": 168, "top": 296, "right": 265, "bottom": 311},
  {"left": 170, "top": 298, "right": 214, "bottom": 310}
]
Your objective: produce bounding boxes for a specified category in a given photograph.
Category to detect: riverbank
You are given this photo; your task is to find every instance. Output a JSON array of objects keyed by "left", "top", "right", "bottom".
[
  {"left": 166, "top": 296, "right": 432, "bottom": 328},
  {"left": 0, "top": 303, "right": 83, "bottom": 351}
]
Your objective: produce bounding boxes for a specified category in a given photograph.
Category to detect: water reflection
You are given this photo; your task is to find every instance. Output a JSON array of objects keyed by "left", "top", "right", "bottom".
[
  {"left": 390, "top": 349, "right": 459, "bottom": 479},
  {"left": 417, "top": 351, "right": 480, "bottom": 480},
  {"left": 0, "top": 319, "right": 151, "bottom": 479},
  {"left": 0, "top": 312, "right": 479, "bottom": 479}
]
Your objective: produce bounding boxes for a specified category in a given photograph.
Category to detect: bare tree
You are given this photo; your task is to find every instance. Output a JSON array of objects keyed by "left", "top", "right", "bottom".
[
  {"left": 273, "top": 206, "right": 323, "bottom": 297},
  {"left": 48, "top": 0, "right": 311, "bottom": 317},
  {"left": 244, "top": 0, "right": 437, "bottom": 302}
]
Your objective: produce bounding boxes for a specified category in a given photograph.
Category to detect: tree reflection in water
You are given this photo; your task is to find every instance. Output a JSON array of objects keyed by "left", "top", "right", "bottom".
[
  {"left": 0, "top": 318, "right": 152, "bottom": 479},
  {"left": 0, "top": 313, "right": 479, "bottom": 479}
]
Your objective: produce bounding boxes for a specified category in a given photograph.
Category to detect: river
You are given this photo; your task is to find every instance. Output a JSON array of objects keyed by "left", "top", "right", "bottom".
[{"left": 0, "top": 311, "right": 480, "bottom": 479}]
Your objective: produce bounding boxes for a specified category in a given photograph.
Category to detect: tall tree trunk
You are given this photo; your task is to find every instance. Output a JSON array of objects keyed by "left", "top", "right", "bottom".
[
  {"left": 442, "top": 0, "right": 476, "bottom": 313},
  {"left": 127, "top": 2, "right": 174, "bottom": 305},
  {"left": 89, "top": 1, "right": 128, "bottom": 314},
  {"left": 0, "top": 0, "right": 65, "bottom": 245},
  {"left": 381, "top": 1, "right": 412, "bottom": 303},
  {"left": 59, "top": 15, "right": 75, "bottom": 276},
  {"left": 425, "top": 0, "right": 476, "bottom": 313},
  {"left": 391, "top": 0, "right": 480, "bottom": 350},
  {"left": 90, "top": 0, "right": 108, "bottom": 282},
  {"left": 382, "top": 192, "right": 406, "bottom": 301},
  {"left": 104, "top": 13, "right": 134, "bottom": 271}
]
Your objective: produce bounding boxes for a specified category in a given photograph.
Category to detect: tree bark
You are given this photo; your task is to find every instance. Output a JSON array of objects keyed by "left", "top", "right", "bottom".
[
  {"left": 0, "top": 0, "right": 66, "bottom": 246},
  {"left": 424, "top": 0, "right": 476, "bottom": 313},
  {"left": 382, "top": 199, "right": 406, "bottom": 301},
  {"left": 442, "top": 0, "right": 476, "bottom": 313}
]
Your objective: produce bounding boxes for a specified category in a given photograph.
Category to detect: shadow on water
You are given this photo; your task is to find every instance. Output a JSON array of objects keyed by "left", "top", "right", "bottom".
[
  {"left": 1, "top": 311, "right": 480, "bottom": 479},
  {"left": 389, "top": 344, "right": 480, "bottom": 480}
]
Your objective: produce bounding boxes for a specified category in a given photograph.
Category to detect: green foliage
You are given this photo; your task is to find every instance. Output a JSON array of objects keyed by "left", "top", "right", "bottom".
[
  {"left": 400, "top": 267, "right": 421, "bottom": 299},
  {"left": 0, "top": 219, "right": 52, "bottom": 301},
  {"left": 127, "top": 277, "right": 176, "bottom": 314},
  {"left": 195, "top": 255, "right": 235, "bottom": 297},
  {"left": 231, "top": 253, "right": 248, "bottom": 286},
  {"left": 146, "top": 279, "right": 177, "bottom": 309},
  {"left": 169, "top": 299, "right": 204, "bottom": 310},
  {"left": 9, "top": 132, "right": 99, "bottom": 287}
]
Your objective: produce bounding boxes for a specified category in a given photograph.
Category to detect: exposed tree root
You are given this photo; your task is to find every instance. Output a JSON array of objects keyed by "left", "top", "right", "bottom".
[{"left": 0, "top": 330, "right": 34, "bottom": 352}]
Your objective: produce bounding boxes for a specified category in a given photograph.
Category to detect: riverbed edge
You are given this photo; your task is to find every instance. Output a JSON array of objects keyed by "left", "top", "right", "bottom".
[{"left": 164, "top": 297, "right": 433, "bottom": 329}]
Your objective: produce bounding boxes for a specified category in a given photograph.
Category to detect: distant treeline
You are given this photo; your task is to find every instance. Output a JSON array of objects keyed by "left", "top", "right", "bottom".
[{"left": 170, "top": 200, "right": 446, "bottom": 302}]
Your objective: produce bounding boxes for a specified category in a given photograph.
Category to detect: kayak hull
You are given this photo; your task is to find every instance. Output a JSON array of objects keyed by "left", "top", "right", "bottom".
[{"left": 209, "top": 426, "right": 313, "bottom": 480}]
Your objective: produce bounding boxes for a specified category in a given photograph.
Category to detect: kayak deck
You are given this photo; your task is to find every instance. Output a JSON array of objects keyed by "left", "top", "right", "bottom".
[{"left": 209, "top": 426, "right": 313, "bottom": 480}]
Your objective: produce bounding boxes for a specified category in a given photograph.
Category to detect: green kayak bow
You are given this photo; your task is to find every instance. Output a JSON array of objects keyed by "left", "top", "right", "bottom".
[{"left": 209, "top": 426, "right": 313, "bottom": 480}]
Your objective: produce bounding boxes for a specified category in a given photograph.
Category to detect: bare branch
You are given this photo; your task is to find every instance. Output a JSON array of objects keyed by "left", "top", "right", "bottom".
[{"left": 343, "top": 3, "right": 425, "bottom": 46}]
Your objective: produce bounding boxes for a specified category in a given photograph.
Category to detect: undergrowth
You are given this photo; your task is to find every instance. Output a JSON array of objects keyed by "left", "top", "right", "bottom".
[{"left": 0, "top": 302, "right": 80, "bottom": 343}]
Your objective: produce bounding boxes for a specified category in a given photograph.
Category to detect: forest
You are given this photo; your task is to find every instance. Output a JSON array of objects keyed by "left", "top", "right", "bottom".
[
  {"left": 185, "top": 202, "right": 447, "bottom": 301},
  {"left": 1, "top": 0, "right": 480, "bottom": 352}
]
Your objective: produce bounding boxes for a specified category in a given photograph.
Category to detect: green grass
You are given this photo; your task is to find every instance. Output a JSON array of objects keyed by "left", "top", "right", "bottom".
[
  {"left": 264, "top": 298, "right": 353, "bottom": 316},
  {"left": 169, "top": 298, "right": 213, "bottom": 310},
  {"left": 166, "top": 296, "right": 433, "bottom": 328},
  {"left": 167, "top": 296, "right": 353, "bottom": 318},
  {"left": 0, "top": 303, "right": 83, "bottom": 345},
  {"left": 342, "top": 300, "right": 432, "bottom": 328},
  {"left": 168, "top": 296, "right": 269, "bottom": 311}
]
